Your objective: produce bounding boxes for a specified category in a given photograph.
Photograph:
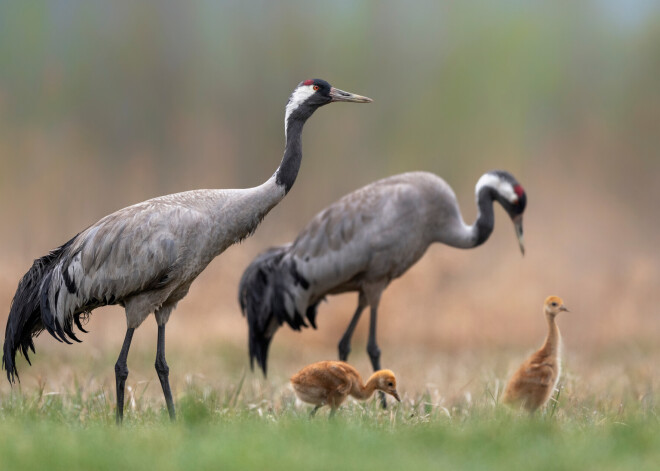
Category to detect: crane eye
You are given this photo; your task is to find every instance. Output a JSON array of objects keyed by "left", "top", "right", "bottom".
[
  {"left": 313, "top": 85, "right": 319, "bottom": 91},
  {"left": 551, "top": 302, "right": 558, "bottom": 307},
  {"left": 388, "top": 382, "right": 394, "bottom": 387}
]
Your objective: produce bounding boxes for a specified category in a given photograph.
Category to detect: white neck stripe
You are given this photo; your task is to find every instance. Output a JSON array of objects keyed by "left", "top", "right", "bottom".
[
  {"left": 475, "top": 173, "right": 518, "bottom": 204},
  {"left": 285, "top": 85, "right": 315, "bottom": 138}
]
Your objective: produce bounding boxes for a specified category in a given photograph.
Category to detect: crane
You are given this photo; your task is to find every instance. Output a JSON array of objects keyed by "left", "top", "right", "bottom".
[
  {"left": 2, "top": 79, "right": 372, "bottom": 423},
  {"left": 290, "top": 360, "right": 400, "bottom": 417},
  {"left": 239, "top": 170, "right": 527, "bottom": 405},
  {"left": 501, "top": 296, "right": 569, "bottom": 412}
]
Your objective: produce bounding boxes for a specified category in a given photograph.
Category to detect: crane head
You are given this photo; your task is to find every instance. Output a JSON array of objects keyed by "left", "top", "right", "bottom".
[
  {"left": 371, "top": 369, "right": 401, "bottom": 402},
  {"left": 544, "top": 295, "right": 569, "bottom": 317},
  {"left": 476, "top": 170, "right": 527, "bottom": 255},
  {"left": 285, "top": 79, "right": 372, "bottom": 132}
]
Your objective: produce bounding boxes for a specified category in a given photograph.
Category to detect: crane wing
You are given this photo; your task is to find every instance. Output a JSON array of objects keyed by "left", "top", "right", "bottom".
[
  {"left": 42, "top": 197, "right": 210, "bottom": 341},
  {"left": 239, "top": 171, "right": 462, "bottom": 375},
  {"left": 512, "top": 362, "right": 556, "bottom": 387},
  {"left": 523, "top": 363, "right": 556, "bottom": 386},
  {"left": 288, "top": 173, "right": 445, "bottom": 298},
  {"left": 325, "top": 363, "right": 354, "bottom": 396}
]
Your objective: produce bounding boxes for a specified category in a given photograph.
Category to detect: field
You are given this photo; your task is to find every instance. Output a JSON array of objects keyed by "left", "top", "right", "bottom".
[
  {"left": 2, "top": 2, "right": 660, "bottom": 469},
  {"left": 1, "top": 388, "right": 659, "bottom": 471},
  {"left": 1, "top": 163, "right": 659, "bottom": 470},
  {"left": 0, "top": 345, "right": 659, "bottom": 470},
  {"left": 1, "top": 215, "right": 659, "bottom": 470}
]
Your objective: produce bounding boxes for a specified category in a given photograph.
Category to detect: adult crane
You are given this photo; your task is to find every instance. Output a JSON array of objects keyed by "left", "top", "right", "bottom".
[
  {"left": 239, "top": 170, "right": 527, "bottom": 400},
  {"left": 3, "top": 79, "right": 372, "bottom": 423}
]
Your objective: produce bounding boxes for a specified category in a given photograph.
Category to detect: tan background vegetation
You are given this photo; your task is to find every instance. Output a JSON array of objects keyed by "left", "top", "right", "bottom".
[{"left": 0, "top": 2, "right": 658, "bottom": 408}]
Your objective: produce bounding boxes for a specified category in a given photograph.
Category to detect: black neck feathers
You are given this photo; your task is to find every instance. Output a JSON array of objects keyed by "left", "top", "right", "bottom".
[
  {"left": 474, "top": 187, "right": 496, "bottom": 247},
  {"left": 276, "top": 111, "right": 310, "bottom": 194}
]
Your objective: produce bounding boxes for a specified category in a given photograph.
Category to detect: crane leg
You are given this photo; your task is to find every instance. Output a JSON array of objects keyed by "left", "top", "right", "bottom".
[
  {"left": 338, "top": 292, "right": 367, "bottom": 361},
  {"left": 310, "top": 405, "right": 322, "bottom": 418},
  {"left": 366, "top": 296, "right": 387, "bottom": 409},
  {"left": 115, "top": 327, "right": 135, "bottom": 424},
  {"left": 155, "top": 323, "right": 176, "bottom": 421}
]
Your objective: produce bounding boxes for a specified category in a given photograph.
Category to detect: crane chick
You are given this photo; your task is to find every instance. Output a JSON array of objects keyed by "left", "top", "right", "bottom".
[
  {"left": 501, "top": 296, "right": 569, "bottom": 412},
  {"left": 291, "top": 360, "right": 400, "bottom": 416}
]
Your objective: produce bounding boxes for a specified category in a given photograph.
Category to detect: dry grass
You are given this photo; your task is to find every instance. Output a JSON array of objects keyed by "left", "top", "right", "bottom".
[{"left": 0, "top": 159, "right": 658, "bottom": 403}]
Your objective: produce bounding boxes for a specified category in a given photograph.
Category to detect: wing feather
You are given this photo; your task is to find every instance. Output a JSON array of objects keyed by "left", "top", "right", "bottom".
[
  {"left": 46, "top": 199, "right": 208, "bottom": 330},
  {"left": 286, "top": 172, "right": 444, "bottom": 299}
]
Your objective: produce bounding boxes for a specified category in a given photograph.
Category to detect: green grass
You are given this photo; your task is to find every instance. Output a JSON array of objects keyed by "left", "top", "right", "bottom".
[{"left": 1, "top": 382, "right": 658, "bottom": 471}]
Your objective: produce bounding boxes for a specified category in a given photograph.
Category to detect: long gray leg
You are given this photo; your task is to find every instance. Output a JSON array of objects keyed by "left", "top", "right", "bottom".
[
  {"left": 115, "top": 327, "right": 135, "bottom": 424},
  {"left": 365, "top": 286, "right": 387, "bottom": 408},
  {"left": 155, "top": 323, "right": 176, "bottom": 420},
  {"left": 338, "top": 292, "right": 368, "bottom": 361}
]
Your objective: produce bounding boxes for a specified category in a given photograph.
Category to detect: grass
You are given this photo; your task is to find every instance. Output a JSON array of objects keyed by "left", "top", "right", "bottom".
[
  {"left": 0, "top": 373, "right": 658, "bottom": 471},
  {"left": 0, "top": 218, "right": 658, "bottom": 470},
  {"left": 0, "top": 304, "right": 657, "bottom": 471}
]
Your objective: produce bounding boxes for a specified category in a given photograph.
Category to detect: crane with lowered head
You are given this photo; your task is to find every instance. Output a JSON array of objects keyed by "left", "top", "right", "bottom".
[{"left": 239, "top": 170, "right": 527, "bottom": 405}]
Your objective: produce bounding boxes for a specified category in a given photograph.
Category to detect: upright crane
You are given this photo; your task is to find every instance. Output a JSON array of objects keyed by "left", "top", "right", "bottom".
[{"left": 3, "top": 79, "right": 372, "bottom": 422}]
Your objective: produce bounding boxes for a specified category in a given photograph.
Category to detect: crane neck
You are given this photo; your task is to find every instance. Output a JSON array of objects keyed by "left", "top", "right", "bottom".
[
  {"left": 275, "top": 114, "right": 308, "bottom": 195},
  {"left": 541, "top": 313, "right": 561, "bottom": 356},
  {"left": 350, "top": 373, "right": 379, "bottom": 400},
  {"left": 204, "top": 108, "right": 315, "bottom": 250},
  {"left": 437, "top": 186, "right": 496, "bottom": 249},
  {"left": 472, "top": 187, "right": 497, "bottom": 247}
]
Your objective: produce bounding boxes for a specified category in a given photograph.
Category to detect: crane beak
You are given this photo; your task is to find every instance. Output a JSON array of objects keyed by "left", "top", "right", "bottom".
[
  {"left": 329, "top": 87, "right": 373, "bottom": 103},
  {"left": 559, "top": 305, "right": 570, "bottom": 312},
  {"left": 391, "top": 390, "right": 401, "bottom": 402},
  {"left": 512, "top": 214, "right": 525, "bottom": 256}
]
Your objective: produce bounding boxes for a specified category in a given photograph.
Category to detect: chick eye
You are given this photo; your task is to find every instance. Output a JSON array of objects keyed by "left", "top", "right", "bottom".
[
  {"left": 551, "top": 302, "right": 558, "bottom": 307},
  {"left": 388, "top": 382, "right": 393, "bottom": 387},
  {"left": 313, "top": 85, "right": 319, "bottom": 91}
]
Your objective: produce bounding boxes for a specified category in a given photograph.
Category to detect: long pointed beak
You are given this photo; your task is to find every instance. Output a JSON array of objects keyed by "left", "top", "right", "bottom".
[
  {"left": 560, "top": 305, "right": 570, "bottom": 312},
  {"left": 391, "top": 390, "right": 401, "bottom": 402},
  {"left": 329, "top": 87, "right": 373, "bottom": 103},
  {"left": 512, "top": 214, "right": 525, "bottom": 256}
]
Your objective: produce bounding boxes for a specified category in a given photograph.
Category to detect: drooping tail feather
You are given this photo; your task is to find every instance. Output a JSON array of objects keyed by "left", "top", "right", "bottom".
[
  {"left": 2, "top": 238, "right": 75, "bottom": 383},
  {"left": 238, "top": 245, "right": 315, "bottom": 376}
]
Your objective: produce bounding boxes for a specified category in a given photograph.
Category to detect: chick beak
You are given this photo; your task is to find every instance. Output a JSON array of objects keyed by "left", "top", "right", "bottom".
[
  {"left": 559, "top": 305, "right": 570, "bottom": 312},
  {"left": 512, "top": 214, "right": 525, "bottom": 256},
  {"left": 329, "top": 87, "right": 373, "bottom": 103},
  {"left": 391, "top": 390, "right": 401, "bottom": 402}
]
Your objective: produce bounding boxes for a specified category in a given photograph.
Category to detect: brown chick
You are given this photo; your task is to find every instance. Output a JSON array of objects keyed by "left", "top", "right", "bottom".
[
  {"left": 501, "top": 296, "right": 570, "bottom": 412},
  {"left": 291, "top": 361, "right": 400, "bottom": 416}
]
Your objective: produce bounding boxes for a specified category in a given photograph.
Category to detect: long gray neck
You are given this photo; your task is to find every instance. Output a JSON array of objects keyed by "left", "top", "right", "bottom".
[
  {"left": 275, "top": 118, "right": 305, "bottom": 194},
  {"left": 472, "top": 187, "right": 496, "bottom": 247},
  {"left": 437, "top": 187, "right": 496, "bottom": 249},
  {"left": 207, "top": 108, "right": 314, "bottom": 249}
]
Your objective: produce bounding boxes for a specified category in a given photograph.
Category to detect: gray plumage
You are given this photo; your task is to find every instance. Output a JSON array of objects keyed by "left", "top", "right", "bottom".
[
  {"left": 240, "top": 170, "right": 527, "bottom": 389},
  {"left": 45, "top": 187, "right": 281, "bottom": 334},
  {"left": 2, "top": 79, "right": 372, "bottom": 422}
]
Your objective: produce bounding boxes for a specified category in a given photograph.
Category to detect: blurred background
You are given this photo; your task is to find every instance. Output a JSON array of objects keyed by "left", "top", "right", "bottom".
[{"left": 0, "top": 1, "right": 658, "bottom": 405}]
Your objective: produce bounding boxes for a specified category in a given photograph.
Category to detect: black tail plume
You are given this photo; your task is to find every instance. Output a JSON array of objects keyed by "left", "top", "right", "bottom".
[
  {"left": 238, "top": 245, "right": 312, "bottom": 376},
  {"left": 2, "top": 238, "right": 75, "bottom": 383}
]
